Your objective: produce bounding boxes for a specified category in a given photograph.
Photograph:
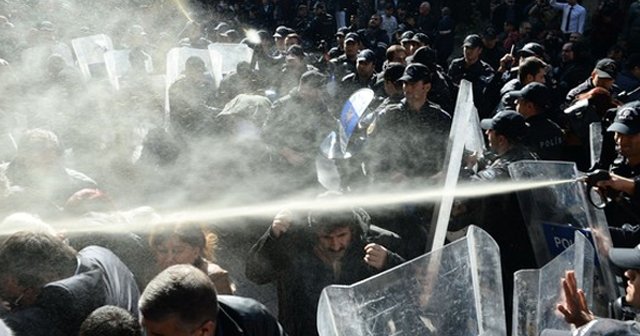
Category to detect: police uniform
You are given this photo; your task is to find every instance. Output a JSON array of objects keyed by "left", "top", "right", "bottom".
[
  {"left": 367, "top": 98, "right": 451, "bottom": 181},
  {"left": 603, "top": 102, "right": 640, "bottom": 228},
  {"left": 524, "top": 114, "right": 565, "bottom": 160},
  {"left": 566, "top": 58, "right": 620, "bottom": 103},
  {"left": 447, "top": 56, "right": 495, "bottom": 118}
]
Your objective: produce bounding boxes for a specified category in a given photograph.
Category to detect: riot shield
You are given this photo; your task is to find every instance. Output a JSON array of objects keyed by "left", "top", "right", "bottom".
[
  {"left": 317, "top": 225, "right": 506, "bottom": 336},
  {"left": 512, "top": 231, "right": 594, "bottom": 336},
  {"left": 104, "top": 49, "right": 154, "bottom": 90},
  {"left": 589, "top": 122, "right": 602, "bottom": 170},
  {"left": 319, "top": 89, "right": 375, "bottom": 160},
  {"left": 317, "top": 89, "right": 375, "bottom": 191},
  {"left": 208, "top": 43, "right": 253, "bottom": 86},
  {"left": 71, "top": 34, "right": 113, "bottom": 80},
  {"left": 428, "top": 79, "right": 486, "bottom": 251},
  {"left": 104, "top": 49, "right": 130, "bottom": 90},
  {"left": 508, "top": 160, "right": 618, "bottom": 316},
  {"left": 164, "top": 47, "right": 215, "bottom": 122}
]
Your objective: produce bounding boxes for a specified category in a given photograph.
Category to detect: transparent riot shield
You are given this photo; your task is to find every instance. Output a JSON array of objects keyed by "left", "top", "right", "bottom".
[
  {"left": 71, "top": 34, "right": 113, "bottom": 80},
  {"left": 104, "top": 49, "right": 131, "bottom": 90},
  {"left": 316, "top": 89, "right": 375, "bottom": 191},
  {"left": 508, "top": 160, "right": 618, "bottom": 316},
  {"left": 104, "top": 49, "right": 154, "bottom": 90},
  {"left": 428, "top": 79, "right": 486, "bottom": 251},
  {"left": 208, "top": 43, "right": 253, "bottom": 86},
  {"left": 317, "top": 225, "right": 506, "bottom": 336},
  {"left": 164, "top": 47, "right": 215, "bottom": 123},
  {"left": 512, "top": 231, "right": 594, "bottom": 336},
  {"left": 589, "top": 122, "right": 602, "bottom": 169}
]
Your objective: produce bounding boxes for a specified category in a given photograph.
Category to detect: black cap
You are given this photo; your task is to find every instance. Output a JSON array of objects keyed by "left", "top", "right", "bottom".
[
  {"left": 409, "top": 46, "right": 437, "bottom": 68},
  {"left": 480, "top": 110, "right": 528, "bottom": 140},
  {"left": 344, "top": 32, "right": 361, "bottom": 43},
  {"left": 609, "top": 243, "right": 640, "bottom": 270},
  {"left": 335, "top": 27, "right": 349, "bottom": 36},
  {"left": 273, "top": 25, "right": 293, "bottom": 38},
  {"left": 313, "top": 1, "right": 325, "bottom": 9},
  {"left": 381, "top": 62, "right": 406, "bottom": 82},
  {"left": 400, "top": 31, "right": 414, "bottom": 43},
  {"left": 518, "top": 42, "right": 545, "bottom": 57},
  {"left": 286, "top": 44, "right": 305, "bottom": 58},
  {"left": 399, "top": 63, "right": 432, "bottom": 82},
  {"left": 607, "top": 102, "right": 640, "bottom": 135},
  {"left": 357, "top": 49, "right": 376, "bottom": 63},
  {"left": 300, "top": 70, "right": 326, "bottom": 88},
  {"left": 594, "top": 58, "right": 618, "bottom": 79},
  {"left": 463, "top": 34, "right": 483, "bottom": 48},
  {"left": 483, "top": 26, "right": 497, "bottom": 39},
  {"left": 411, "top": 32, "right": 431, "bottom": 45},
  {"left": 509, "top": 82, "right": 550, "bottom": 109}
]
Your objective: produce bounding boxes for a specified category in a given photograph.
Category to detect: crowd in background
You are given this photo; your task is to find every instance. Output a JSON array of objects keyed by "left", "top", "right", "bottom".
[{"left": 1, "top": 0, "right": 640, "bottom": 335}]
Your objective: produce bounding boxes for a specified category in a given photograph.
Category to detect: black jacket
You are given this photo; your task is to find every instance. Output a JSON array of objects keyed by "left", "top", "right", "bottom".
[
  {"left": 245, "top": 221, "right": 403, "bottom": 336},
  {"left": 4, "top": 246, "right": 140, "bottom": 336},
  {"left": 366, "top": 98, "right": 452, "bottom": 181},
  {"left": 216, "top": 295, "right": 287, "bottom": 336}
]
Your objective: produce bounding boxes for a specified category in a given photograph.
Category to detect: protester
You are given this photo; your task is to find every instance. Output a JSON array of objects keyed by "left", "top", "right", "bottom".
[
  {"left": 79, "top": 306, "right": 141, "bottom": 336},
  {"left": 245, "top": 207, "right": 404, "bottom": 336},
  {"left": 140, "top": 264, "right": 285, "bottom": 336},
  {"left": 1, "top": 129, "right": 98, "bottom": 218},
  {"left": 0, "top": 231, "right": 139, "bottom": 336},
  {"left": 148, "top": 218, "right": 235, "bottom": 295},
  {"left": 555, "top": 244, "right": 640, "bottom": 334}
]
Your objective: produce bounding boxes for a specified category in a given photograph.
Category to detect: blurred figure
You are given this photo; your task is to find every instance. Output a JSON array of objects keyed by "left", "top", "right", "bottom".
[
  {"left": 307, "top": 1, "right": 336, "bottom": 49},
  {"left": 140, "top": 265, "right": 285, "bottom": 336},
  {"left": 380, "top": 4, "right": 398, "bottom": 42},
  {"left": 549, "top": 0, "right": 586, "bottom": 36},
  {"left": 168, "top": 56, "right": 217, "bottom": 138},
  {"left": 435, "top": 7, "right": 454, "bottom": 66},
  {"left": 552, "top": 41, "right": 592, "bottom": 102},
  {"left": 262, "top": 70, "right": 335, "bottom": 194},
  {"left": 617, "top": 54, "right": 640, "bottom": 103},
  {"left": 217, "top": 61, "right": 260, "bottom": 106},
  {"left": 1, "top": 129, "right": 98, "bottom": 218},
  {"left": 149, "top": 219, "right": 235, "bottom": 295},
  {"left": 0, "top": 231, "right": 139, "bottom": 336},
  {"left": 79, "top": 306, "right": 141, "bottom": 336}
]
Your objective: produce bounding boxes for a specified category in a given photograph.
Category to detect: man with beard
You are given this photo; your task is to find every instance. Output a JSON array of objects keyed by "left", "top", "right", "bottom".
[{"left": 246, "top": 207, "right": 404, "bottom": 336}]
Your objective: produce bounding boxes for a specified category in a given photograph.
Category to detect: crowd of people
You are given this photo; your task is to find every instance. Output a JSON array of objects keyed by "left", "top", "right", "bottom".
[{"left": 1, "top": 0, "right": 640, "bottom": 335}]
